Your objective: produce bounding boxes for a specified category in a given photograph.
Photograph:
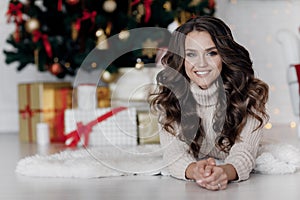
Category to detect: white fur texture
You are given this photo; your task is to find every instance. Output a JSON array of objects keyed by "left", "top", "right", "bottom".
[
  {"left": 16, "top": 145, "right": 167, "bottom": 178},
  {"left": 16, "top": 143, "right": 300, "bottom": 178},
  {"left": 255, "top": 143, "right": 300, "bottom": 174}
]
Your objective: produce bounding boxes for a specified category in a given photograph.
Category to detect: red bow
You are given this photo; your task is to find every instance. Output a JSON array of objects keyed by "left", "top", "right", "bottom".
[
  {"left": 6, "top": 1, "right": 23, "bottom": 42},
  {"left": 65, "top": 107, "right": 127, "bottom": 147},
  {"left": 74, "top": 10, "right": 97, "bottom": 31},
  {"left": 6, "top": 1, "right": 23, "bottom": 24},
  {"left": 20, "top": 105, "right": 33, "bottom": 119},
  {"left": 32, "top": 30, "right": 53, "bottom": 58}
]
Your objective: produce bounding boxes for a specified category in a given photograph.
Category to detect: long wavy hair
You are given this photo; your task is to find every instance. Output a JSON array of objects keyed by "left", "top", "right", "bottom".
[{"left": 150, "top": 16, "right": 269, "bottom": 158}]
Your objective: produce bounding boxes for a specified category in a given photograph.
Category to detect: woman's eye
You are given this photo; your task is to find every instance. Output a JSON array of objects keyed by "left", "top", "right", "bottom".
[
  {"left": 186, "top": 52, "right": 196, "bottom": 57},
  {"left": 206, "top": 51, "right": 218, "bottom": 56}
]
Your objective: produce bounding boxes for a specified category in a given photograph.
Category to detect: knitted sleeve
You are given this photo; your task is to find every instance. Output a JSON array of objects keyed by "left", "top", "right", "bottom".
[
  {"left": 159, "top": 125, "right": 196, "bottom": 180},
  {"left": 224, "top": 116, "right": 264, "bottom": 181}
]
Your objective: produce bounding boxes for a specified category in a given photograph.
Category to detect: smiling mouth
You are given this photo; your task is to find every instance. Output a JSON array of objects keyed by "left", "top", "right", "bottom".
[{"left": 195, "top": 70, "right": 210, "bottom": 75}]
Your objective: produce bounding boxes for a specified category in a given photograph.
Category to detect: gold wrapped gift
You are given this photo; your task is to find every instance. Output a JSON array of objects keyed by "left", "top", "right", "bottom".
[
  {"left": 137, "top": 111, "right": 160, "bottom": 144},
  {"left": 18, "top": 82, "right": 72, "bottom": 143}
]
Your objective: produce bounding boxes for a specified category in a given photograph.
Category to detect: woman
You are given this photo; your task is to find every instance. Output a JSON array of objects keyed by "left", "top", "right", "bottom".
[{"left": 150, "top": 16, "right": 269, "bottom": 190}]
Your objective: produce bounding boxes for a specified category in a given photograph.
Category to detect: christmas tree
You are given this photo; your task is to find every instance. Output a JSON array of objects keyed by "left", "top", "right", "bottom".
[{"left": 4, "top": 0, "right": 215, "bottom": 80}]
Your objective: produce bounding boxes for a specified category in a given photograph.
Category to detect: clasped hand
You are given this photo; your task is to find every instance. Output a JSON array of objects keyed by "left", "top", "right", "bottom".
[{"left": 192, "top": 158, "right": 228, "bottom": 191}]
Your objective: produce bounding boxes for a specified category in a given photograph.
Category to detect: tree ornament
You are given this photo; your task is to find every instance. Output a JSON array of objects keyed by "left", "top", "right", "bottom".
[
  {"left": 103, "top": 0, "right": 117, "bottom": 13},
  {"left": 49, "top": 62, "right": 63, "bottom": 76},
  {"left": 71, "top": 22, "right": 79, "bottom": 40},
  {"left": 135, "top": 3, "right": 145, "bottom": 23},
  {"left": 189, "top": 0, "right": 202, "bottom": 7},
  {"left": 118, "top": 30, "right": 130, "bottom": 41},
  {"left": 105, "top": 21, "right": 112, "bottom": 36},
  {"left": 95, "top": 29, "right": 108, "bottom": 49},
  {"left": 142, "top": 38, "right": 158, "bottom": 59},
  {"left": 163, "top": 1, "right": 172, "bottom": 12},
  {"left": 178, "top": 11, "right": 192, "bottom": 25},
  {"left": 100, "top": 70, "right": 118, "bottom": 83},
  {"left": 66, "top": 0, "right": 80, "bottom": 5},
  {"left": 135, "top": 58, "right": 144, "bottom": 70},
  {"left": 25, "top": 18, "right": 40, "bottom": 33}
]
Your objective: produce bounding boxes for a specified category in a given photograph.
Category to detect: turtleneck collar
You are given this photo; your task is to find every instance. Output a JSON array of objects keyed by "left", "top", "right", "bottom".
[{"left": 190, "top": 81, "right": 219, "bottom": 106}]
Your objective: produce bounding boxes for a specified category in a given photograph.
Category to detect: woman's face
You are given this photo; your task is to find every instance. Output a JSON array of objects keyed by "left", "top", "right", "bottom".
[{"left": 184, "top": 31, "right": 222, "bottom": 89}]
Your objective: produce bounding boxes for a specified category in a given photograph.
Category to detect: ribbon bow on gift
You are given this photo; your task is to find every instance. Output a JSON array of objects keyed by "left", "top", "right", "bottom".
[{"left": 64, "top": 106, "right": 127, "bottom": 147}]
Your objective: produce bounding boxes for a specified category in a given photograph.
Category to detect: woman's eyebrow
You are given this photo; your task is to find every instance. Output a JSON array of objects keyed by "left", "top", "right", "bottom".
[
  {"left": 185, "top": 46, "right": 217, "bottom": 51},
  {"left": 205, "top": 46, "right": 217, "bottom": 51}
]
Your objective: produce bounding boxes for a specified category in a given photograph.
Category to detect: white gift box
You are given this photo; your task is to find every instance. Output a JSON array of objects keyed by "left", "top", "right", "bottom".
[{"left": 64, "top": 107, "right": 137, "bottom": 146}]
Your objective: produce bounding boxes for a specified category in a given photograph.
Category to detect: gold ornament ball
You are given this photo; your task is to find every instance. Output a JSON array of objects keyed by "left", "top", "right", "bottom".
[
  {"left": 103, "top": 0, "right": 117, "bottom": 13},
  {"left": 118, "top": 30, "right": 130, "bottom": 41},
  {"left": 101, "top": 70, "right": 118, "bottom": 83},
  {"left": 25, "top": 18, "right": 40, "bottom": 33}
]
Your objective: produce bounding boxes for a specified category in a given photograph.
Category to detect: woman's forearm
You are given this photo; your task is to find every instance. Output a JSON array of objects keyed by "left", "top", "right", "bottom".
[{"left": 219, "top": 164, "right": 238, "bottom": 181}]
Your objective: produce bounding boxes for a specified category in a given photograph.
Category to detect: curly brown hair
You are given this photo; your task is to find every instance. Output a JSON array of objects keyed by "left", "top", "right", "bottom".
[{"left": 150, "top": 16, "right": 269, "bottom": 158}]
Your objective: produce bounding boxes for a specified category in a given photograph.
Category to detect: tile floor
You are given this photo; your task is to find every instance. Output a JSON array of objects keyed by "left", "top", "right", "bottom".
[{"left": 1, "top": 123, "right": 300, "bottom": 200}]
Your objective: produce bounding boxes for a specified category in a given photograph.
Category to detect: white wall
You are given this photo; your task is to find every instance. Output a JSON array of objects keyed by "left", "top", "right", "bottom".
[
  {"left": 0, "top": 0, "right": 299, "bottom": 133},
  {"left": 215, "top": 0, "right": 300, "bottom": 124}
]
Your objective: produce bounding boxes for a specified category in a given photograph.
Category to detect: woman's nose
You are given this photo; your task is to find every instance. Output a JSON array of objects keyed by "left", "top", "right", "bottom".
[{"left": 197, "top": 54, "right": 208, "bottom": 67}]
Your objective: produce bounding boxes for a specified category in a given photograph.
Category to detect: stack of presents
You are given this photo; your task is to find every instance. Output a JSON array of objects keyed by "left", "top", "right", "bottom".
[{"left": 18, "top": 82, "right": 160, "bottom": 147}]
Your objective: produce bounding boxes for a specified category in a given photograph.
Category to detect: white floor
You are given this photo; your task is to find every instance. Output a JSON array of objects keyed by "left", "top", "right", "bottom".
[{"left": 2, "top": 124, "right": 300, "bottom": 200}]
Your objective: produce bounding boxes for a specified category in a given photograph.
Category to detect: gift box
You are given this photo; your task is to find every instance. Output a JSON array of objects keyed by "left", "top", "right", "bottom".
[
  {"left": 97, "top": 86, "right": 110, "bottom": 108},
  {"left": 137, "top": 111, "right": 160, "bottom": 144},
  {"left": 64, "top": 107, "right": 137, "bottom": 146},
  {"left": 18, "top": 82, "right": 72, "bottom": 143}
]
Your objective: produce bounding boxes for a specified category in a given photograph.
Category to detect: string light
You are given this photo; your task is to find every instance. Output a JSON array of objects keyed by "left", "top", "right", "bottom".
[
  {"left": 91, "top": 62, "right": 97, "bottom": 68},
  {"left": 265, "top": 122, "right": 272, "bottom": 129},
  {"left": 290, "top": 121, "right": 297, "bottom": 128}
]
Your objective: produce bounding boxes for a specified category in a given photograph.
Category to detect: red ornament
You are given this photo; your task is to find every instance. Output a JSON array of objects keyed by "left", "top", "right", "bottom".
[
  {"left": 49, "top": 63, "right": 63, "bottom": 75},
  {"left": 66, "top": 0, "right": 80, "bottom": 5},
  {"left": 208, "top": 0, "right": 215, "bottom": 9}
]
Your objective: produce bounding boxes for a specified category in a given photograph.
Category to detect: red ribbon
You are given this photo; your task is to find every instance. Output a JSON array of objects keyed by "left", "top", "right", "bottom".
[
  {"left": 6, "top": 2, "right": 23, "bottom": 24},
  {"left": 32, "top": 30, "right": 53, "bottom": 58},
  {"left": 57, "top": 0, "right": 62, "bottom": 11},
  {"left": 64, "top": 107, "right": 127, "bottom": 147},
  {"left": 74, "top": 10, "right": 97, "bottom": 31},
  {"left": 19, "top": 85, "right": 40, "bottom": 142},
  {"left": 20, "top": 105, "right": 34, "bottom": 119},
  {"left": 144, "top": 0, "right": 152, "bottom": 23},
  {"left": 130, "top": 0, "right": 152, "bottom": 23},
  {"left": 52, "top": 88, "right": 69, "bottom": 143}
]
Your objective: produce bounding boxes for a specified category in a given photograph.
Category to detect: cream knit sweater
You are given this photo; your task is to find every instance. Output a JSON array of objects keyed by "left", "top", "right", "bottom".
[{"left": 159, "top": 81, "right": 265, "bottom": 181}]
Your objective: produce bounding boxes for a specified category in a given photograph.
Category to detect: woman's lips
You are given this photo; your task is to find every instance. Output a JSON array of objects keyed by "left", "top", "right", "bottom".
[{"left": 195, "top": 70, "right": 210, "bottom": 76}]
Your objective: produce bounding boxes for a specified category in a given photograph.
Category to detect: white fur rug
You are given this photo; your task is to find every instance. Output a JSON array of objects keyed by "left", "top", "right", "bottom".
[{"left": 15, "top": 143, "right": 300, "bottom": 178}]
